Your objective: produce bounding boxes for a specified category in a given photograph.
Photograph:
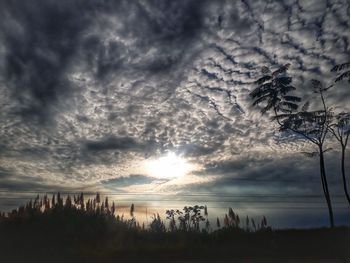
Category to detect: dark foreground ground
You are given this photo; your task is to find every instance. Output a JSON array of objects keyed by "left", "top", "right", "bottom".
[{"left": 0, "top": 220, "right": 349, "bottom": 263}]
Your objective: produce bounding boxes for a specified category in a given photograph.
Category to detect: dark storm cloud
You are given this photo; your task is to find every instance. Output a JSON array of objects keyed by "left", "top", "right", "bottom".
[
  {"left": 192, "top": 153, "right": 347, "bottom": 197},
  {"left": 82, "top": 0, "right": 207, "bottom": 82},
  {"left": 0, "top": 178, "right": 52, "bottom": 192},
  {"left": 0, "top": 168, "right": 68, "bottom": 192},
  {"left": 0, "top": 0, "right": 96, "bottom": 123},
  {"left": 0, "top": 0, "right": 206, "bottom": 123},
  {"left": 84, "top": 136, "right": 145, "bottom": 152}
]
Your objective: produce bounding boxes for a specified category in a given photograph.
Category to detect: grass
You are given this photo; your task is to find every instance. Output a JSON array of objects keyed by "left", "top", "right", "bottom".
[{"left": 0, "top": 193, "right": 349, "bottom": 263}]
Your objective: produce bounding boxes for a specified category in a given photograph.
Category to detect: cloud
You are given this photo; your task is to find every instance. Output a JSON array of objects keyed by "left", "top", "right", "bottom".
[
  {"left": 0, "top": 168, "right": 12, "bottom": 179},
  {"left": 84, "top": 136, "right": 148, "bottom": 152},
  {"left": 0, "top": 167, "right": 78, "bottom": 192},
  {"left": 190, "top": 152, "right": 348, "bottom": 197},
  {"left": 101, "top": 174, "right": 168, "bottom": 188},
  {"left": 0, "top": 0, "right": 96, "bottom": 123}
]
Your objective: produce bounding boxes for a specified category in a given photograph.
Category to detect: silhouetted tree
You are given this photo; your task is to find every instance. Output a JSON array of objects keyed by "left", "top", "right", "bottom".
[
  {"left": 189, "top": 205, "right": 206, "bottom": 231},
  {"left": 330, "top": 62, "right": 350, "bottom": 206},
  {"left": 278, "top": 80, "right": 334, "bottom": 227},
  {"left": 250, "top": 65, "right": 335, "bottom": 227},
  {"left": 329, "top": 112, "right": 350, "bottom": 206},
  {"left": 172, "top": 205, "right": 206, "bottom": 232}
]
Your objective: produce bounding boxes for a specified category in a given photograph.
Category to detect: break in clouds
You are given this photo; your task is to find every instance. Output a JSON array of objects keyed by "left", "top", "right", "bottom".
[{"left": 0, "top": 0, "right": 350, "bottom": 203}]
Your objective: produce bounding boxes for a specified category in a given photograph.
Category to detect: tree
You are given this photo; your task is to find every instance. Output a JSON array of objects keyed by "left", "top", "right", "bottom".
[
  {"left": 171, "top": 205, "right": 206, "bottom": 232},
  {"left": 329, "top": 113, "right": 350, "bottom": 205},
  {"left": 330, "top": 61, "right": 350, "bottom": 206},
  {"left": 277, "top": 80, "right": 335, "bottom": 227},
  {"left": 250, "top": 65, "right": 335, "bottom": 227}
]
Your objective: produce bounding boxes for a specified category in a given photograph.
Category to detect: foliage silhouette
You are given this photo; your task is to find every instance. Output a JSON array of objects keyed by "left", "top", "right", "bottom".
[
  {"left": 278, "top": 79, "right": 335, "bottom": 227},
  {"left": 0, "top": 193, "right": 349, "bottom": 262},
  {"left": 0, "top": 193, "right": 270, "bottom": 233},
  {"left": 330, "top": 62, "right": 350, "bottom": 206},
  {"left": 331, "top": 62, "right": 350, "bottom": 83},
  {"left": 250, "top": 64, "right": 301, "bottom": 115},
  {"left": 250, "top": 65, "right": 336, "bottom": 227},
  {"left": 329, "top": 112, "right": 350, "bottom": 206}
]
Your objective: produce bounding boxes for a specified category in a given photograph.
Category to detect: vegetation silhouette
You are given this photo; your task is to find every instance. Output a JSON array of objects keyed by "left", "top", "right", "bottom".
[
  {"left": 330, "top": 62, "right": 350, "bottom": 206},
  {"left": 250, "top": 62, "right": 350, "bottom": 227},
  {"left": 0, "top": 193, "right": 349, "bottom": 263},
  {"left": 0, "top": 193, "right": 268, "bottom": 233}
]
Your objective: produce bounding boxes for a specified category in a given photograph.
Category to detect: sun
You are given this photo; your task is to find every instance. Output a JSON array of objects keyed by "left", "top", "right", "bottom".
[{"left": 146, "top": 152, "right": 193, "bottom": 179}]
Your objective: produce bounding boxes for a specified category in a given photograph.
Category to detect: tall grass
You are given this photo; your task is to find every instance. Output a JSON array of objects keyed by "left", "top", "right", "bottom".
[{"left": 0, "top": 192, "right": 270, "bottom": 233}]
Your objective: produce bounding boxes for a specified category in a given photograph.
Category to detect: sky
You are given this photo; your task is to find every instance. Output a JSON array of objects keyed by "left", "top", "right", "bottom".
[{"left": 0, "top": 0, "right": 350, "bottom": 228}]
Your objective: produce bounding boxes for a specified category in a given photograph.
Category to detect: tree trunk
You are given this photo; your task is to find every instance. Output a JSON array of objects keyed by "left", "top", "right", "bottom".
[
  {"left": 319, "top": 148, "right": 334, "bottom": 228},
  {"left": 341, "top": 145, "right": 350, "bottom": 206}
]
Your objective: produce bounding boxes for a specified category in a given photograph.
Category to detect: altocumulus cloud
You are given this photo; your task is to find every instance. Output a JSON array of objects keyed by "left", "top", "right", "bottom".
[{"left": 0, "top": 0, "right": 349, "bottom": 222}]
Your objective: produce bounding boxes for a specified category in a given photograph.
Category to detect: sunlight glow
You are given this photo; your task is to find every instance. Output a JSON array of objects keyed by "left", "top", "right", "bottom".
[{"left": 146, "top": 152, "right": 193, "bottom": 179}]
